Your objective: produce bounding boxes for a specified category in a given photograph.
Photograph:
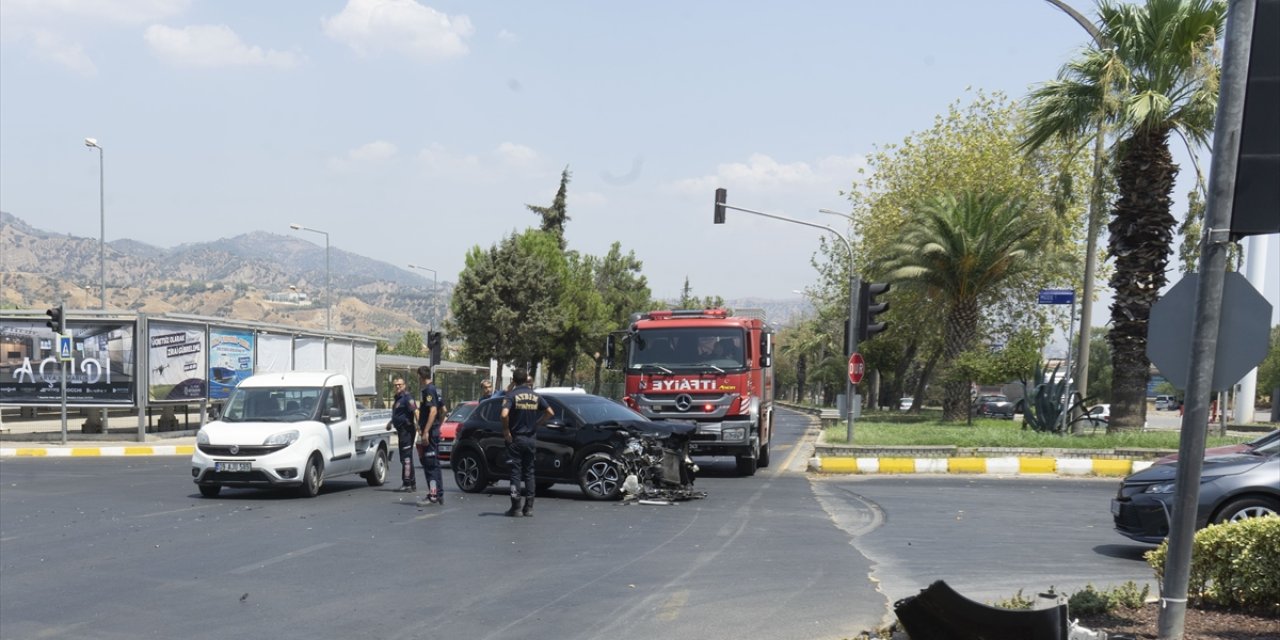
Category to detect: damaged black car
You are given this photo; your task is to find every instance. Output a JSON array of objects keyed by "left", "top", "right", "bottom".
[{"left": 451, "top": 390, "right": 701, "bottom": 501}]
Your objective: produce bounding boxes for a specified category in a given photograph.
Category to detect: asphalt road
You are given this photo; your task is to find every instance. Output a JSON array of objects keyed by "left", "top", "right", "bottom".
[{"left": 0, "top": 408, "right": 1160, "bottom": 639}]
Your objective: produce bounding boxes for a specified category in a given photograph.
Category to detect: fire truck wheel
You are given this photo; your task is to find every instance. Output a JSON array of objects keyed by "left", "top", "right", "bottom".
[
  {"left": 735, "top": 444, "right": 758, "bottom": 477},
  {"left": 757, "top": 443, "right": 770, "bottom": 468}
]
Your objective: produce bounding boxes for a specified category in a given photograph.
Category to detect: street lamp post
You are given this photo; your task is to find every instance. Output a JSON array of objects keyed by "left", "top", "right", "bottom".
[
  {"left": 715, "top": 194, "right": 861, "bottom": 441},
  {"left": 289, "top": 224, "right": 331, "bottom": 331},
  {"left": 84, "top": 138, "right": 105, "bottom": 309},
  {"left": 407, "top": 264, "right": 438, "bottom": 328}
]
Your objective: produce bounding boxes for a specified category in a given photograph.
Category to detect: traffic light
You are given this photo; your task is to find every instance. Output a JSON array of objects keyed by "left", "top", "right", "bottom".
[
  {"left": 45, "top": 304, "right": 65, "bottom": 334},
  {"left": 859, "top": 282, "right": 890, "bottom": 341},
  {"left": 427, "top": 331, "right": 443, "bottom": 366},
  {"left": 713, "top": 188, "right": 727, "bottom": 224}
]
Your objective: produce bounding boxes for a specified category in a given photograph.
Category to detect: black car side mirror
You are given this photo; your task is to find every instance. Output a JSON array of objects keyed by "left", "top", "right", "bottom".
[{"left": 544, "top": 417, "right": 566, "bottom": 429}]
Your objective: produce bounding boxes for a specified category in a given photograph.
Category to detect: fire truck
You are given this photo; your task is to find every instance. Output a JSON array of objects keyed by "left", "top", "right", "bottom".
[{"left": 608, "top": 309, "right": 774, "bottom": 476}]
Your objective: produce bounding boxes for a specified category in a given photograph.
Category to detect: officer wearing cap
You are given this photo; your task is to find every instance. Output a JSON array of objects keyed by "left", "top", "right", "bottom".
[
  {"left": 416, "top": 365, "right": 446, "bottom": 505},
  {"left": 501, "top": 368, "right": 553, "bottom": 517}
]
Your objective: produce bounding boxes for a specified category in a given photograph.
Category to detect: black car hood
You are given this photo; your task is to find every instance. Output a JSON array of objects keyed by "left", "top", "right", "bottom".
[
  {"left": 617, "top": 419, "right": 696, "bottom": 438},
  {"left": 1127, "top": 453, "right": 1272, "bottom": 483}
]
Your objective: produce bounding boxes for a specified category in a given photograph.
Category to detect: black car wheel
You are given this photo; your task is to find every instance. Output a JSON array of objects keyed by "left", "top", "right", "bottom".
[
  {"left": 198, "top": 484, "right": 221, "bottom": 498},
  {"left": 1213, "top": 496, "right": 1280, "bottom": 524},
  {"left": 452, "top": 448, "right": 488, "bottom": 493},
  {"left": 578, "top": 453, "right": 623, "bottom": 500}
]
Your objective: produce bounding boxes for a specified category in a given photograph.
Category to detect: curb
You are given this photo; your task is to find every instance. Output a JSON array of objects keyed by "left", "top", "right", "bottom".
[
  {"left": 0, "top": 445, "right": 195, "bottom": 458},
  {"left": 808, "top": 455, "right": 1154, "bottom": 476}
]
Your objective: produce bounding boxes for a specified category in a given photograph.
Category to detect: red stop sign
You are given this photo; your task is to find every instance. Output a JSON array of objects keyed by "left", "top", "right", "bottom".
[{"left": 848, "top": 352, "right": 865, "bottom": 384}]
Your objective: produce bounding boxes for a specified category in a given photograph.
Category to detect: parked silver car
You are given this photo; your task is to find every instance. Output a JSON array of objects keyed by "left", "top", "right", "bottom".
[{"left": 1111, "top": 434, "right": 1280, "bottom": 543}]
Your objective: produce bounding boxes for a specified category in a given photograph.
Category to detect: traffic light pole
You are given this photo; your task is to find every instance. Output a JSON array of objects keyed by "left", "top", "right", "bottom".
[
  {"left": 848, "top": 274, "right": 862, "bottom": 443},
  {"left": 712, "top": 195, "right": 861, "bottom": 441}
]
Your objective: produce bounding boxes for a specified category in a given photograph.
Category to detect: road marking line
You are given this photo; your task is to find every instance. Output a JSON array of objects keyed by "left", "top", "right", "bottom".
[{"left": 228, "top": 542, "right": 335, "bottom": 575}]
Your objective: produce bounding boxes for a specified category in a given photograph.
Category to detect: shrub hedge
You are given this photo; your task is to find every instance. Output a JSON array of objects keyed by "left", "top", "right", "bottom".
[{"left": 1146, "top": 516, "right": 1280, "bottom": 612}]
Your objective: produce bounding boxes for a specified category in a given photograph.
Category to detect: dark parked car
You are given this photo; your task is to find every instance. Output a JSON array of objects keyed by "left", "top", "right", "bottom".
[
  {"left": 974, "top": 394, "right": 1015, "bottom": 419},
  {"left": 1111, "top": 434, "right": 1280, "bottom": 543},
  {"left": 451, "top": 391, "right": 697, "bottom": 500}
]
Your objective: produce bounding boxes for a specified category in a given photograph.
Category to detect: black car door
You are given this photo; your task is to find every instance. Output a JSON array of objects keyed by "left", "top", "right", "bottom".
[
  {"left": 535, "top": 397, "right": 579, "bottom": 481},
  {"left": 472, "top": 399, "right": 510, "bottom": 477}
]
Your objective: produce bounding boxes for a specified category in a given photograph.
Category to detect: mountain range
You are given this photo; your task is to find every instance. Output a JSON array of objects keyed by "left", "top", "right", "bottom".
[{"left": 0, "top": 211, "right": 809, "bottom": 341}]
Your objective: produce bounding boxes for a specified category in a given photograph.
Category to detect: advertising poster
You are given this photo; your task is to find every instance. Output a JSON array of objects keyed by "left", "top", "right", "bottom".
[
  {"left": 208, "top": 329, "right": 254, "bottom": 400},
  {"left": 148, "top": 323, "right": 207, "bottom": 402},
  {"left": 1, "top": 319, "right": 137, "bottom": 405}
]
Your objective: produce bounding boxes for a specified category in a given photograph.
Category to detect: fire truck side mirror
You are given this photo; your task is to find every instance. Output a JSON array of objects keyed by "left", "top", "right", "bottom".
[
  {"left": 759, "top": 333, "right": 772, "bottom": 368},
  {"left": 604, "top": 334, "right": 617, "bottom": 369}
]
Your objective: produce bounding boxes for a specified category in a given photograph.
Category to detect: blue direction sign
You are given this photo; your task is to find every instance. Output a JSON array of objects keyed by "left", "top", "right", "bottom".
[
  {"left": 1038, "top": 288, "right": 1075, "bottom": 305},
  {"left": 58, "top": 335, "right": 72, "bottom": 361}
]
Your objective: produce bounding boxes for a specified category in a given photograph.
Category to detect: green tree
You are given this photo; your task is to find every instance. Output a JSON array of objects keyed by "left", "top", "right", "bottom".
[
  {"left": 392, "top": 330, "right": 426, "bottom": 357},
  {"left": 1258, "top": 325, "right": 1280, "bottom": 407},
  {"left": 882, "top": 192, "right": 1052, "bottom": 421},
  {"left": 827, "top": 91, "right": 1087, "bottom": 416},
  {"left": 527, "top": 167, "right": 572, "bottom": 250},
  {"left": 1023, "top": 0, "right": 1226, "bottom": 430},
  {"left": 1087, "top": 327, "right": 1114, "bottom": 403},
  {"left": 449, "top": 230, "right": 564, "bottom": 382},
  {"left": 591, "top": 242, "right": 651, "bottom": 393},
  {"left": 544, "top": 251, "right": 607, "bottom": 385},
  {"left": 674, "top": 276, "right": 724, "bottom": 310}
]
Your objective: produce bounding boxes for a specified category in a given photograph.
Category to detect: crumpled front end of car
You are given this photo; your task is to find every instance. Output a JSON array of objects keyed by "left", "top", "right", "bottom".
[{"left": 614, "top": 423, "right": 705, "bottom": 502}]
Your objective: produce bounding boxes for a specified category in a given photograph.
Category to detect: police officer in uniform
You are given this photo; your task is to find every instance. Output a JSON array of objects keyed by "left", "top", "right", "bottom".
[
  {"left": 501, "top": 368, "right": 553, "bottom": 517},
  {"left": 389, "top": 377, "right": 418, "bottom": 492},
  {"left": 416, "top": 365, "right": 446, "bottom": 505}
]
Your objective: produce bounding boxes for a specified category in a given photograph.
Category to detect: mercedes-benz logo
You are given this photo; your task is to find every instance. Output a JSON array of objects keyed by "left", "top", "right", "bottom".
[
  {"left": 229, "top": 445, "right": 239, "bottom": 455},
  {"left": 674, "top": 394, "right": 693, "bottom": 412}
]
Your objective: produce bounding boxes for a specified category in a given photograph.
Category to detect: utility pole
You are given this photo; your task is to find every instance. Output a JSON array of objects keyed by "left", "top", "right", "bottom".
[{"left": 1158, "top": 2, "right": 1255, "bottom": 637}]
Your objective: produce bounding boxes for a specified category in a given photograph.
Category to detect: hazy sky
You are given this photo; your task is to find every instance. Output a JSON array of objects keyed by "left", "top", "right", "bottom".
[{"left": 2, "top": 0, "right": 1276, "bottom": 326}]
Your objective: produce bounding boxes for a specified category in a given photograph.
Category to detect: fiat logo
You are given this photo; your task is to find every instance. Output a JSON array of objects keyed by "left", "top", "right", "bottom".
[
  {"left": 674, "top": 394, "right": 693, "bottom": 412},
  {"left": 229, "top": 445, "right": 239, "bottom": 455}
]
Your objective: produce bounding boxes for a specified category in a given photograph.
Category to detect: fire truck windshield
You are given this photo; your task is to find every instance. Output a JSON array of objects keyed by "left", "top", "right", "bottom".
[{"left": 629, "top": 328, "right": 746, "bottom": 370}]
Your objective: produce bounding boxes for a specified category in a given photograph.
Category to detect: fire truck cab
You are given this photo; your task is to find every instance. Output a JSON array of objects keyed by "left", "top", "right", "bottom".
[{"left": 609, "top": 309, "right": 774, "bottom": 476}]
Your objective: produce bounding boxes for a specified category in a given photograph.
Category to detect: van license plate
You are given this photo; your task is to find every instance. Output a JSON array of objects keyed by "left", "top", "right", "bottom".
[{"left": 215, "top": 462, "right": 252, "bottom": 472}]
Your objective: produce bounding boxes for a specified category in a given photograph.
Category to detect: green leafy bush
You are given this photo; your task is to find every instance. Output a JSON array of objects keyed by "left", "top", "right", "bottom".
[
  {"left": 1067, "top": 582, "right": 1150, "bottom": 616},
  {"left": 1146, "top": 516, "right": 1280, "bottom": 612}
]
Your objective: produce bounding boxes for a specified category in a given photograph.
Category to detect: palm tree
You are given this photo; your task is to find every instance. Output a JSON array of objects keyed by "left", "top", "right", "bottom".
[
  {"left": 882, "top": 192, "right": 1047, "bottom": 422},
  {"left": 1023, "top": 0, "right": 1225, "bottom": 431}
]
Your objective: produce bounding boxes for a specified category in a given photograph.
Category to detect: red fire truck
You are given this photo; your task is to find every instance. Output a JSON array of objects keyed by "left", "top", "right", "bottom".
[{"left": 608, "top": 309, "right": 774, "bottom": 476}]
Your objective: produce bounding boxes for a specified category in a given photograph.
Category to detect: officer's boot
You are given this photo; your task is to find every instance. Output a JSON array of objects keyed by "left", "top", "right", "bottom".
[
  {"left": 521, "top": 496, "right": 534, "bottom": 517},
  {"left": 504, "top": 496, "right": 524, "bottom": 517}
]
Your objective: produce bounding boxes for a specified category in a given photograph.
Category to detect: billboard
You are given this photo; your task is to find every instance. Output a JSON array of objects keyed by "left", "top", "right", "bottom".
[
  {"left": 208, "top": 329, "right": 254, "bottom": 400},
  {"left": 0, "top": 319, "right": 137, "bottom": 405},
  {"left": 148, "top": 323, "right": 207, "bottom": 402}
]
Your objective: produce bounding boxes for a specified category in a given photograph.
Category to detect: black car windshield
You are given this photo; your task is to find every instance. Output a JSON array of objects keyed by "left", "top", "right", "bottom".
[
  {"left": 629, "top": 327, "right": 746, "bottom": 370},
  {"left": 553, "top": 394, "right": 647, "bottom": 425},
  {"left": 223, "top": 387, "right": 321, "bottom": 423}
]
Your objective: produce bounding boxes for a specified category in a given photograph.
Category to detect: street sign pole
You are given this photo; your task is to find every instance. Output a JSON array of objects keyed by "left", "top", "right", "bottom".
[{"left": 1160, "top": 3, "right": 1255, "bottom": 636}]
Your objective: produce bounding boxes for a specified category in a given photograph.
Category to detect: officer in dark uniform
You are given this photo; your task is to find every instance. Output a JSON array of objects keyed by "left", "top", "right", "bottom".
[
  {"left": 389, "top": 377, "right": 418, "bottom": 492},
  {"left": 416, "top": 365, "right": 446, "bottom": 505},
  {"left": 501, "top": 368, "right": 553, "bottom": 517}
]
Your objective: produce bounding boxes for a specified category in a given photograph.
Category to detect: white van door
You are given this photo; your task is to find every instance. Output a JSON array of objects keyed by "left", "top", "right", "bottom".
[{"left": 320, "top": 385, "right": 357, "bottom": 474}]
